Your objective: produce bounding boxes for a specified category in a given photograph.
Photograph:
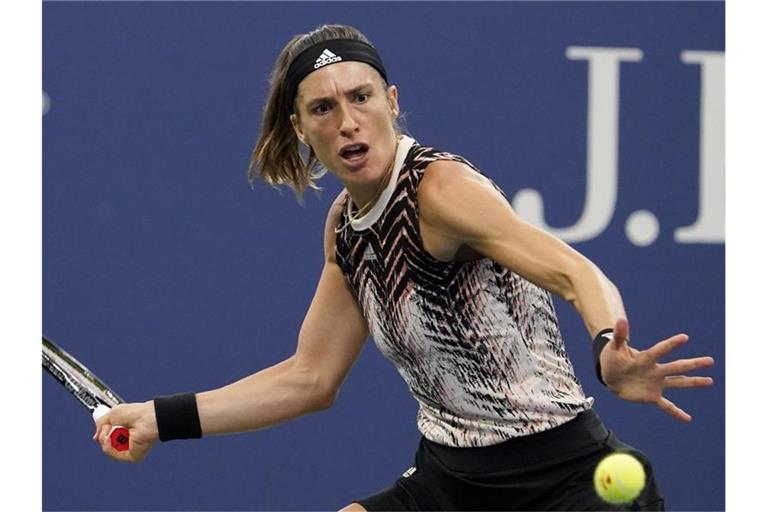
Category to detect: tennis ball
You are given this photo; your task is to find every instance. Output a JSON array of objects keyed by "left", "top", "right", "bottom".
[{"left": 593, "top": 452, "right": 646, "bottom": 504}]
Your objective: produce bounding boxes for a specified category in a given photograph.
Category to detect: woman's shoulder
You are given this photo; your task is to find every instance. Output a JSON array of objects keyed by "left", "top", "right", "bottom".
[
  {"left": 322, "top": 190, "right": 349, "bottom": 259},
  {"left": 326, "top": 189, "right": 348, "bottom": 224},
  {"left": 419, "top": 158, "right": 491, "bottom": 200},
  {"left": 417, "top": 158, "right": 502, "bottom": 233}
]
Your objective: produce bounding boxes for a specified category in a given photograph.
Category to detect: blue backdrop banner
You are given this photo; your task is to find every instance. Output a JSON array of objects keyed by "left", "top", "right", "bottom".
[{"left": 43, "top": 2, "right": 724, "bottom": 510}]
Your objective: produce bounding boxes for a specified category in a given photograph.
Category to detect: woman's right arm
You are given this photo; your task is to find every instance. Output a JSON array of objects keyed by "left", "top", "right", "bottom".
[
  {"left": 95, "top": 193, "right": 369, "bottom": 461},
  {"left": 196, "top": 198, "right": 369, "bottom": 433}
]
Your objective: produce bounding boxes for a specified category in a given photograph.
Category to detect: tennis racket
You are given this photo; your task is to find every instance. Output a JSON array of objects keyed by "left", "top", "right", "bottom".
[{"left": 42, "top": 336, "right": 130, "bottom": 451}]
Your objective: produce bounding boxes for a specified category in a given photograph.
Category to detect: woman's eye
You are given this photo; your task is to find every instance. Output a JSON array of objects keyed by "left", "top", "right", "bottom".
[{"left": 314, "top": 103, "right": 331, "bottom": 115}]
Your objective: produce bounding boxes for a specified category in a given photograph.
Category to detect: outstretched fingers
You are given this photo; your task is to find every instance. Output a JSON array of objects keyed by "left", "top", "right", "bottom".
[
  {"left": 647, "top": 333, "right": 689, "bottom": 361},
  {"left": 657, "top": 396, "right": 692, "bottom": 423},
  {"left": 660, "top": 356, "right": 715, "bottom": 375},
  {"left": 664, "top": 375, "right": 714, "bottom": 388}
]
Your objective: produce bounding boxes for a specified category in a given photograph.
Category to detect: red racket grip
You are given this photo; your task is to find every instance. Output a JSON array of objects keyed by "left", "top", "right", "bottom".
[
  {"left": 93, "top": 404, "right": 130, "bottom": 452},
  {"left": 108, "top": 426, "right": 130, "bottom": 451}
]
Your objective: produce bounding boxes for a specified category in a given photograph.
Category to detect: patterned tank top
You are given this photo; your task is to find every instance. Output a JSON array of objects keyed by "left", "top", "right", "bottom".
[{"left": 335, "top": 136, "right": 593, "bottom": 448}]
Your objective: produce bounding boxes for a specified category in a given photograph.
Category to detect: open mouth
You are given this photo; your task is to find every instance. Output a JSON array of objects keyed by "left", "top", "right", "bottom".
[{"left": 339, "top": 143, "right": 369, "bottom": 162}]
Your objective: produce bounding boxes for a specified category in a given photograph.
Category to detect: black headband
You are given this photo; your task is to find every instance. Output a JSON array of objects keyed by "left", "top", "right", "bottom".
[{"left": 285, "top": 39, "right": 388, "bottom": 112}]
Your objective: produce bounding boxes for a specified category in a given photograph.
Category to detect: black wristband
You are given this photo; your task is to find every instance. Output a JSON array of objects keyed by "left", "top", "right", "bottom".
[
  {"left": 153, "top": 392, "right": 203, "bottom": 442},
  {"left": 592, "top": 328, "right": 614, "bottom": 386}
]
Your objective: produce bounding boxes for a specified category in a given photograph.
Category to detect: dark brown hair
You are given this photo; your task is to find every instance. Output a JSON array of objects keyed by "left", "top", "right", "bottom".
[{"left": 248, "top": 25, "right": 377, "bottom": 199}]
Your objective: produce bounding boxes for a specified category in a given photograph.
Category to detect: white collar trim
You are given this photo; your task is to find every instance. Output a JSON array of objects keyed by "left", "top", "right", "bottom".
[{"left": 348, "top": 136, "right": 415, "bottom": 231}]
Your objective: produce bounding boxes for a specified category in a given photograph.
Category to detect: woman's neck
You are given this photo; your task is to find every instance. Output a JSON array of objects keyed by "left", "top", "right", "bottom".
[{"left": 346, "top": 136, "right": 400, "bottom": 212}]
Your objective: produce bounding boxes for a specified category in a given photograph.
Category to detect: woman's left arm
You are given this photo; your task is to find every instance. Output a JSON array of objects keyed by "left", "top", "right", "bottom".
[{"left": 418, "top": 160, "right": 714, "bottom": 422}]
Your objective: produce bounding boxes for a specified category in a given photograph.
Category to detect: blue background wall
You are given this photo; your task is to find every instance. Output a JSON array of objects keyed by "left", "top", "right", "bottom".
[{"left": 42, "top": 2, "right": 724, "bottom": 510}]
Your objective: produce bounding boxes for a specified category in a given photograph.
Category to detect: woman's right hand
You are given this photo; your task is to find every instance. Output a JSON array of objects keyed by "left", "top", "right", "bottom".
[{"left": 93, "top": 401, "right": 159, "bottom": 462}]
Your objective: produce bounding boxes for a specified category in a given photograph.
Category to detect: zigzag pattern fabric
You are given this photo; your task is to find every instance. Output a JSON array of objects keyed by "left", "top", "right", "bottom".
[{"left": 335, "top": 141, "right": 593, "bottom": 447}]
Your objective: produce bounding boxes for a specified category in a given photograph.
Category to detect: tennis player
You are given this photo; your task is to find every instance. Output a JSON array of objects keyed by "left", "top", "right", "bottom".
[{"left": 94, "top": 24, "right": 715, "bottom": 511}]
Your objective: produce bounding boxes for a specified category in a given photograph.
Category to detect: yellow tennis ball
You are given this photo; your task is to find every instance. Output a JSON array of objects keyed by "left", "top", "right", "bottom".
[{"left": 593, "top": 452, "right": 646, "bottom": 504}]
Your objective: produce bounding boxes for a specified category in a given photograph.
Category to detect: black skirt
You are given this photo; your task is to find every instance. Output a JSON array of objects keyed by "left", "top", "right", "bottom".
[{"left": 355, "top": 409, "right": 664, "bottom": 511}]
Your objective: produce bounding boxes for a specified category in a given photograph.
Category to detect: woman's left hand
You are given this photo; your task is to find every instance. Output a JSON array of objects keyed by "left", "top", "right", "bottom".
[{"left": 599, "top": 317, "right": 715, "bottom": 422}]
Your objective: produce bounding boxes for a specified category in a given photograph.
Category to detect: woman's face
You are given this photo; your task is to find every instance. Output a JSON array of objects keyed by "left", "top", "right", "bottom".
[{"left": 291, "top": 61, "right": 399, "bottom": 193}]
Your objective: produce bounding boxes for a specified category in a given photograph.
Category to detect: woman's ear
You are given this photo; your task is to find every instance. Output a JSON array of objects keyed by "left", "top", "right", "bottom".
[
  {"left": 388, "top": 84, "right": 400, "bottom": 117},
  {"left": 290, "top": 113, "right": 308, "bottom": 146}
]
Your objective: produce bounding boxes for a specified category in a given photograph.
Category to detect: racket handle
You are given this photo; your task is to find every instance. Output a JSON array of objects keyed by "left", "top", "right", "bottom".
[
  {"left": 92, "top": 404, "right": 130, "bottom": 452},
  {"left": 107, "top": 426, "right": 130, "bottom": 451}
]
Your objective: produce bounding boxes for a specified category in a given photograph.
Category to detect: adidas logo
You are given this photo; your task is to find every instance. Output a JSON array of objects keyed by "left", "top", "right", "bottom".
[
  {"left": 363, "top": 243, "right": 376, "bottom": 261},
  {"left": 314, "top": 49, "right": 342, "bottom": 69},
  {"left": 402, "top": 466, "right": 417, "bottom": 478}
]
